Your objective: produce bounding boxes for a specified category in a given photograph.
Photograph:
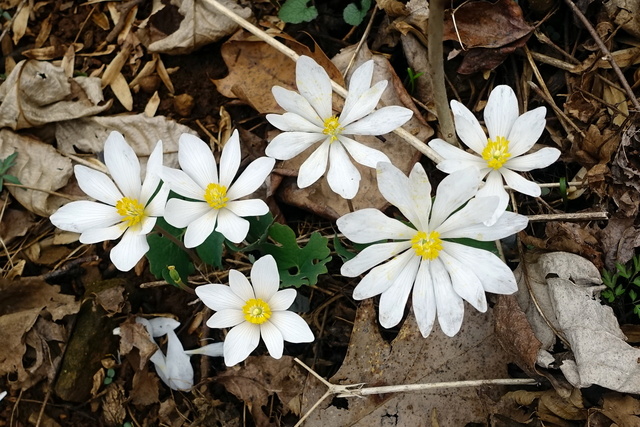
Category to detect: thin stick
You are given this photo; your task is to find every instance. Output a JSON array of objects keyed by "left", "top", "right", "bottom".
[
  {"left": 4, "top": 183, "right": 82, "bottom": 200},
  {"left": 563, "top": 0, "right": 640, "bottom": 112},
  {"left": 344, "top": 5, "right": 378, "bottom": 76},
  {"left": 527, "top": 211, "right": 608, "bottom": 222}
]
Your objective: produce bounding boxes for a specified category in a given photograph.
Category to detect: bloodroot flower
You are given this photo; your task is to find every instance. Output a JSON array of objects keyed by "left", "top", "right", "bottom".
[
  {"left": 50, "top": 132, "right": 169, "bottom": 272},
  {"left": 428, "top": 85, "right": 560, "bottom": 224},
  {"left": 196, "top": 255, "right": 314, "bottom": 366},
  {"left": 162, "top": 130, "right": 275, "bottom": 247},
  {"left": 265, "top": 55, "right": 413, "bottom": 199},
  {"left": 337, "top": 162, "right": 528, "bottom": 338}
]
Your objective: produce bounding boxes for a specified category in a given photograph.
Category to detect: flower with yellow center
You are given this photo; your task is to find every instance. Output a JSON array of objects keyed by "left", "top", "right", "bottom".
[
  {"left": 50, "top": 132, "right": 169, "bottom": 272},
  {"left": 162, "top": 130, "right": 275, "bottom": 248},
  {"left": 337, "top": 162, "right": 529, "bottom": 338},
  {"left": 428, "top": 85, "right": 561, "bottom": 225},
  {"left": 266, "top": 55, "right": 413, "bottom": 199},
  {"left": 196, "top": 255, "right": 314, "bottom": 367}
]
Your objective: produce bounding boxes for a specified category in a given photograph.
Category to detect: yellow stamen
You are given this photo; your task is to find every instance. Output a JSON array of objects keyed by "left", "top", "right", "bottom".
[
  {"left": 322, "top": 116, "right": 343, "bottom": 142},
  {"left": 204, "top": 183, "right": 229, "bottom": 209},
  {"left": 115, "top": 197, "right": 145, "bottom": 228},
  {"left": 482, "top": 136, "right": 511, "bottom": 169},
  {"left": 242, "top": 298, "right": 272, "bottom": 324},
  {"left": 411, "top": 231, "right": 443, "bottom": 260}
]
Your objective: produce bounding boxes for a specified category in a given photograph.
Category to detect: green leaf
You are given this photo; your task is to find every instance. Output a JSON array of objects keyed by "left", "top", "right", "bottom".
[
  {"left": 602, "top": 270, "right": 615, "bottom": 288},
  {"left": 279, "top": 0, "right": 318, "bottom": 24},
  {"left": 333, "top": 235, "right": 356, "bottom": 262},
  {"left": 617, "top": 262, "right": 631, "bottom": 279},
  {"left": 615, "top": 284, "right": 626, "bottom": 296},
  {"left": 634, "top": 305, "right": 640, "bottom": 318},
  {"left": 147, "top": 218, "right": 194, "bottom": 287},
  {"left": 3, "top": 174, "right": 20, "bottom": 185},
  {"left": 633, "top": 277, "right": 640, "bottom": 287},
  {"left": 630, "top": 289, "right": 638, "bottom": 302},
  {"left": 601, "top": 289, "right": 614, "bottom": 303},
  {"left": 260, "top": 223, "right": 331, "bottom": 288},
  {"left": 343, "top": 0, "right": 371, "bottom": 26},
  {"left": 195, "top": 230, "right": 225, "bottom": 269},
  {"left": 226, "top": 213, "right": 274, "bottom": 253}
]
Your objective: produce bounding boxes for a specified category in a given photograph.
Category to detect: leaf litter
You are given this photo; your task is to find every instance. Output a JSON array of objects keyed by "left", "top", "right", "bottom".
[{"left": 0, "top": 0, "right": 639, "bottom": 425}]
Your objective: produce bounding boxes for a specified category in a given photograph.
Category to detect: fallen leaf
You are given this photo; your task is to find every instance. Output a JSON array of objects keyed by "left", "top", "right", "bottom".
[
  {"left": 603, "top": 0, "right": 640, "bottom": 38},
  {"left": 599, "top": 217, "right": 640, "bottom": 270},
  {"left": 601, "top": 393, "right": 640, "bottom": 427},
  {"left": 131, "top": 369, "right": 159, "bottom": 406}
]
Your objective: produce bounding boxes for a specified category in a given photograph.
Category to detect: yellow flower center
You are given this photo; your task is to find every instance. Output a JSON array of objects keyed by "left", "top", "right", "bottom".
[
  {"left": 204, "top": 183, "right": 229, "bottom": 209},
  {"left": 322, "top": 116, "right": 343, "bottom": 142},
  {"left": 482, "top": 136, "right": 511, "bottom": 169},
  {"left": 411, "top": 231, "right": 443, "bottom": 260},
  {"left": 242, "top": 298, "right": 272, "bottom": 324},
  {"left": 115, "top": 197, "right": 145, "bottom": 228}
]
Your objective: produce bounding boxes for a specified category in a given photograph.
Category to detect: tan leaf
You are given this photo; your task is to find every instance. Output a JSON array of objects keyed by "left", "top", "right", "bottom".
[
  {"left": 144, "top": 91, "right": 160, "bottom": 117},
  {"left": 110, "top": 72, "right": 133, "bottom": 110},
  {"left": 11, "top": 3, "right": 29, "bottom": 45}
]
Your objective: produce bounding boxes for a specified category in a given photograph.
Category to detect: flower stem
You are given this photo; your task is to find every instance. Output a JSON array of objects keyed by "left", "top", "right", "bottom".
[{"left": 152, "top": 223, "right": 203, "bottom": 269}]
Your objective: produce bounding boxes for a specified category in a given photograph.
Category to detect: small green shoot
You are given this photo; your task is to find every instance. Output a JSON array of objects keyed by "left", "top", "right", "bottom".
[
  {"left": 404, "top": 67, "right": 424, "bottom": 95},
  {"left": 279, "top": 0, "right": 318, "bottom": 24},
  {"left": 343, "top": 0, "right": 372, "bottom": 26},
  {"left": 103, "top": 368, "right": 116, "bottom": 385},
  {"left": 0, "top": 152, "right": 21, "bottom": 190},
  {"left": 601, "top": 254, "right": 640, "bottom": 322}
]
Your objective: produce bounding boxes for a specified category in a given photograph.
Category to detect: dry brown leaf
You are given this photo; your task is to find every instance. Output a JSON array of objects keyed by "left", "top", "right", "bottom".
[
  {"left": 131, "top": 369, "right": 160, "bottom": 406},
  {"left": 35, "top": 13, "right": 51, "bottom": 48},
  {"left": 11, "top": 3, "right": 29, "bottom": 45},
  {"left": 144, "top": 91, "right": 161, "bottom": 117},
  {"left": 21, "top": 43, "right": 84, "bottom": 61},
  {"left": 302, "top": 299, "right": 513, "bottom": 426},
  {"left": 93, "top": 286, "right": 126, "bottom": 316},
  {"left": 599, "top": 217, "right": 640, "bottom": 270},
  {"left": 601, "top": 393, "right": 640, "bottom": 427},
  {"left": 117, "top": 317, "right": 158, "bottom": 371},
  {"left": 102, "top": 383, "right": 127, "bottom": 426},
  {"left": 110, "top": 72, "right": 133, "bottom": 111},
  {"left": 102, "top": 44, "right": 132, "bottom": 87},
  {"left": 0, "top": 60, "right": 110, "bottom": 130}
]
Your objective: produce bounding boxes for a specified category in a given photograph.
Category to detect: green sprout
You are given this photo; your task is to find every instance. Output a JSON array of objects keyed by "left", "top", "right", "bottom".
[
  {"left": 0, "top": 152, "right": 21, "bottom": 190},
  {"left": 404, "top": 67, "right": 424, "bottom": 95},
  {"left": 601, "top": 254, "right": 640, "bottom": 322}
]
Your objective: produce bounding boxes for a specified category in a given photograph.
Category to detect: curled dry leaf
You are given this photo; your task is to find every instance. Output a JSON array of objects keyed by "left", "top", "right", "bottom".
[
  {"left": 0, "top": 60, "right": 110, "bottom": 130},
  {"left": 137, "top": 0, "right": 252, "bottom": 55}
]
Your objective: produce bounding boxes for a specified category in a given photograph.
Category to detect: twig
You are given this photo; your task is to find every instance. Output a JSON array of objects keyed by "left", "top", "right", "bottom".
[
  {"left": 527, "top": 211, "right": 608, "bottom": 222},
  {"left": 527, "top": 80, "right": 585, "bottom": 138},
  {"left": 344, "top": 5, "right": 378, "bottom": 77},
  {"left": 4, "top": 183, "right": 82, "bottom": 200},
  {"left": 563, "top": 0, "right": 640, "bottom": 112},
  {"left": 0, "top": 0, "right": 27, "bottom": 45}
]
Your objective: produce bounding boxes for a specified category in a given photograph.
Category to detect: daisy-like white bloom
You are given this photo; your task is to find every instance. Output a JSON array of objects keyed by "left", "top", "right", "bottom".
[
  {"left": 162, "top": 130, "right": 275, "bottom": 248},
  {"left": 428, "top": 85, "right": 561, "bottom": 224},
  {"left": 265, "top": 55, "right": 413, "bottom": 199},
  {"left": 196, "top": 255, "right": 314, "bottom": 366},
  {"left": 337, "top": 162, "right": 529, "bottom": 337},
  {"left": 50, "top": 132, "right": 169, "bottom": 272}
]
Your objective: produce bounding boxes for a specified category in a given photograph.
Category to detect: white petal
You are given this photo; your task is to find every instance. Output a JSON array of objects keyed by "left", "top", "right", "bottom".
[
  {"left": 206, "top": 309, "right": 246, "bottom": 328},
  {"left": 134, "top": 215, "right": 156, "bottom": 237},
  {"left": 507, "top": 107, "right": 547, "bottom": 157},
  {"left": 0, "top": 391, "right": 7, "bottom": 402},
  {"left": 338, "top": 135, "right": 390, "bottom": 168},
  {"left": 450, "top": 100, "right": 489, "bottom": 155},
  {"left": 378, "top": 255, "right": 420, "bottom": 329},
  {"left": 505, "top": 147, "right": 560, "bottom": 171},
  {"left": 161, "top": 166, "right": 206, "bottom": 200},
  {"left": 223, "top": 322, "right": 260, "bottom": 366},
  {"left": 229, "top": 269, "right": 255, "bottom": 301},
  {"left": 439, "top": 249, "right": 487, "bottom": 312},
  {"left": 412, "top": 260, "right": 436, "bottom": 338},
  {"left": 268, "top": 289, "right": 297, "bottom": 311},
  {"left": 219, "top": 130, "right": 241, "bottom": 189},
  {"left": 74, "top": 165, "right": 122, "bottom": 205},
  {"left": 216, "top": 209, "right": 250, "bottom": 243},
  {"left": 251, "top": 255, "right": 280, "bottom": 301},
  {"left": 144, "top": 183, "right": 170, "bottom": 217},
  {"left": 440, "top": 242, "right": 518, "bottom": 294},
  {"left": 184, "top": 209, "right": 219, "bottom": 248},
  {"left": 266, "top": 112, "right": 323, "bottom": 132},
  {"left": 429, "top": 168, "right": 483, "bottom": 230},
  {"left": 428, "top": 139, "right": 487, "bottom": 173},
  {"left": 226, "top": 156, "right": 275, "bottom": 200},
  {"left": 501, "top": 168, "right": 541, "bottom": 197},
  {"left": 272, "top": 86, "right": 324, "bottom": 127},
  {"left": 436, "top": 196, "right": 498, "bottom": 237},
  {"left": 225, "top": 199, "right": 269, "bottom": 217},
  {"left": 337, "top": 209, "right": 415, "bottom": 243},
  {"left": 110, "top": 229, "right": 149, "bottom": 271},
  {"left": 197, "top": 283, "right": 245, "bottom": 311},
  {"left": 184, "top": 342, "right": 224, "bottom": 357},
  {"left": 265, "top": 132, "right": 326, "bottom": 161},
  {"left": 147, "top": 317, "right": 180, "bottom": 337},
  {"left": 340, "top": 80, "right": 386, "bottom": 127},
  {"left": 80, "top": 223, "right": 126, "bottom": 244},
  {"left": 140, "top": 140, "right": 164, "bottom": 204},
  {"left": 409, "top": 163, "right": 433, "bottom": 232},
  {"left": 104, "top": 131, "right": 141, "bottom": 199},
  {"left": 162, "top": 330, "right": 193, "bottom": 390},
  {"left": 343, "top": 106, "right": 412, "bottom": 135},
  {"left": 164, "top": 199, "right": 211, "bottom": 228},
  {"left": 297, "top": 141, "right": 330, "bottom": 188},
  {"left": 476, "top": 169, "right": 510, "bottom": 226},
  {"left": 179, "top": 133, "right": 218, "bottom": 189},
  {"left": 442, "top": 210, "right": 528, "bottom": 241},
  {"left": 430, "top": 258, "right": 465, "bottom": 337},
  {"left": 260, "top": 321, "right": 284, "bottom": 359},
  {"left": 269, "top": 311, "right": 314, "bottom": 343},
  {"left": 342, "top": 60, "right": 374, "bottom": 115},
  {"left": 296, "top": 56, "right": 333, "bottom": 120},
  {"left": 327, "top": 141, "right": 360, "bottom": 199},
  {"left": 376, "top": 162, "right": 421, "bottom": 228},
  {"left": 351, "top": 249, "right": 415, "bottom": 299},
  {"left": 341, "top": 241, "right": 412, "bottom": 277},
  {"left": 484, "top": 85, "right": 519, "bottom": 141},
  {"left": 51, "top": 201, "right": 120, "bottom": 232}
]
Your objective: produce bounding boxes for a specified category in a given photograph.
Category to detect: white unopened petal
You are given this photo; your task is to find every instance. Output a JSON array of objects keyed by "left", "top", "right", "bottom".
[
  {"left": 430, "top": 258, "right": 465, "bottom": 337},
  {"left": 266, "top": 112, "right": 323, "bottom": 133},
  {"left": 225, "top": 199, "right": 269, "bottom": 217},
  {"left": 500, "top": 168, "right": 541, "bottom": 197},
  {"left": 216, "top": 209, "right": 249, "bottom": 243},
  {"left": 343, "top": 106, "right": 412, "bottom": 135},
  {"left": 161, "top": 166, "right": 206, "bottom": 201},
  {"left": 338, "top": 135, "right": 390, "bottom": 168},
  {"left": 412, "top": 260, "right": 436, "bottom": 338},
  {"left": 219, "top": 130, "right": 241, "bottom": 189},
  {"left": 484, "top": 85, "right": 519, "bottom": 141},
  {"left": 272, "top": 86, "right": 324, "bottom": 127},
  {"left": 428, "top": 139, "right": 487, "bottom": 173},
  {"left": 268, "top": 289, "right": 297, "bottom": 311},
  {"left": 223, "top": 322, "right": 260, "bottom": 366},
  {"left": 439, "top": 249, "right": 487, "bottom": 312},
  {"left": 269, "top": 310, "right": 314, "bottom": 343},
  {"left": 429, "top": 168, "right": 482, "bottom": 230},
  {"left": 104, "top": 131, "right": 142, "bottom": 200},
  {"left": 296, "top": 56, "right": 333, "bottom": 120},
  {"left": 378, "top": 255, "right": 420, "bottom": 328},
  {"left": 51, "top": 201, "right": 120, "bottom": 233},
  {"left": 164, "top": 199, "right": 211, "bottom": 229},
  {"left": 507, "top": 107, "right": 547, "bottom": 157},
  {"left": 340, "top": 80, "right": 386, "bottom": 126},
  {"left": 162, "top": 330, "right": 193, "bottom": 390},
  {"left": 226, "top": 157, "right": 275, "bottom": 200},
  {"left": 450, "top": 100, "right": 489, "bottom": 155},
  {"left": 476, "top": 169, "right": 509, "bottom": 226},
  {"left": 229, "top": 269, "right": 255, "bottom": 301},
  {"left": 197, "top": 283, "right": 245, "bottom": 311},
  {"left": 144, "top": 183, "right": 170, "bottom": 217},
  {"left": 251, "top": 255, "right": 280, "bottom": 301},
  {"left": 327, "top": 141, "right": 360, "bottom": 199},
  {"left": 297, "top": 141, "right": 330, "bottom": 188},
  {"left": 260, "top": 321, "right": 284, "bottom": 359},
  {"left": 265, "top": 132, "right": 326, "bottom": 161},
  {"left": 184, "top": 209, "right": 218, "bottom": 248},
  {"left": 184, "top": 342, "right": 224, "bottom": 357},
  {"left": 74, "top": 165, "right": 122, "bottom": 206},
  {"left": 206, "top": 309, "right": 246, "bottom": 329},
  {"left": 376, "top": 162, "right": 421, "bottom": 228},
  {"left": 147, "top": 317, "right": 180, "bottom": 337},
  {"left": 505, "top": 147, "right": 560, "bottom": 171},
  {"left": 110, "top": 228, "right": 149, "bottom": 271},
  {"left": 337, "top": 209, "right": 415, "bottom": 243},
  {"left": 351, "top": 249, "right": 415, "bottom": 299},
  {"left": 179, "top": 133, "right": 218, "bottom": 189},
  {"left": 341, "top": 241, "right": 412, "bottom": 277}
]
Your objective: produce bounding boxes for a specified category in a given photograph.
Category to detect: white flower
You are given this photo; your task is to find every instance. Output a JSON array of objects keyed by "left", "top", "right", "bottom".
[
  {"left": 50, "top": 132, "right": 169, "bottom": 272},
  {"left": 337, "top": 162, "right": 529, "bottom": 338},
  {"left": 162, "top": 130, "right": 275, "bottom": 248},
  {"left": 0, "top": 390, "right": 6, "bottom": 403},
  {"left": 196, "top": 255, "right": 314, "bottom": 366},
  {"left": 428, "top": 85, "right": 561, "bottom": 224},
  {"left": 265, "top": 55, "right": 413, "bottom": 199}
]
